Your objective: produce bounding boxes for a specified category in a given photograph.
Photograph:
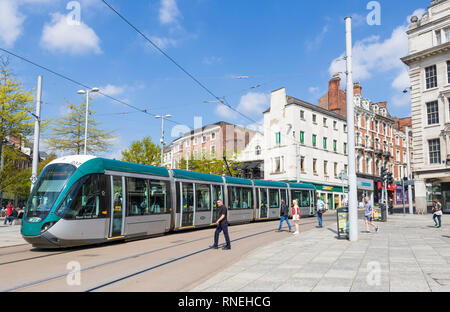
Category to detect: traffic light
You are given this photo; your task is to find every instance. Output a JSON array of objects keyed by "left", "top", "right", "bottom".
[
  {"left": 403, "top": 176, "right": 408, "bottom": 191},
  {"left": 387, "top": 172, "right": 393, "bottom": 185},
  {"left": 380, "top": 167, "right": 388, "bottom": 182}
]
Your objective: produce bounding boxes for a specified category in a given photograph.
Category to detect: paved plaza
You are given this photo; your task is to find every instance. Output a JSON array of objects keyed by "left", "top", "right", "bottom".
[
  {"left": 192, "top": 214, "right": 450, "bottom": 292},
  {"left": 0, "top": 223, "right": 26, "bottom": 248}
]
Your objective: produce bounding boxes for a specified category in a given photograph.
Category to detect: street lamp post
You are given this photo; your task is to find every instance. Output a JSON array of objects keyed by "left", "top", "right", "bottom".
[
  {"left": 156, "top": 114, "right": 172, "bottom": 166},
  {"left": 77, "top": 87, "right": 99, "bottom": 155},
  {"left": 345, "top": 16, "right": 358, "bottom": 241}
]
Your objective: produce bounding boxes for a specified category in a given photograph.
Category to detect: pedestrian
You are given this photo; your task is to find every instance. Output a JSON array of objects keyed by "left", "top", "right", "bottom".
[
  {"left": 276, "top": 199, "right": 292, "bottom": 232},
  {"left": 4, "top": 206, "right": 17, "bottom": 226},
  {"left": 364, "top": 197, "right": 379, "bottom": 233},
  {"left": 316, "top": 195, "right": 326, "bottom": 228},
  {"left": 210, "top": 199, "right": 231, "bottom": 250},
  {"left": 291, "top": 199, "right": 300, "bottom": 235},
  {"left": 3, "top": 203, "right": 13, "bottom": 225},
  {"left": 432, "top": 199, "right": 443, "bottom": 228}
]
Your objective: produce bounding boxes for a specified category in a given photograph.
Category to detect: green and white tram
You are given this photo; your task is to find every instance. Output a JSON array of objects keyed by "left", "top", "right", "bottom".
[{"left": 22, "top": 156, "right": 316, "bottom": 248}]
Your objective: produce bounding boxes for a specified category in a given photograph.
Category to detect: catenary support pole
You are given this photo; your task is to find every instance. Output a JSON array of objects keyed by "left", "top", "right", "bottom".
[
  {"left": 30, "top": 75, "right": 42, "bottom": 192},
  {"left": 83, "top": 90, "right": 89, "bottom": 155},
  {"left": 406, "top": 126, "right": 413, "bottom": 214},
  {"left": 345, "top": 17, "right": 358, "bottom": 241}
]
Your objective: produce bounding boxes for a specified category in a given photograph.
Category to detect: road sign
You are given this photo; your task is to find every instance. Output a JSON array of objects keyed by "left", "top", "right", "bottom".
[{"left": 394, "top": 180, "right": 414, "bottom": 186}]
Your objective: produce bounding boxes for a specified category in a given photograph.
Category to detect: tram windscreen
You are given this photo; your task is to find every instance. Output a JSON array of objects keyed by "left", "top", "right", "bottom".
[{"left": 25, "top": 163, "right": 77, "bottom": 220}]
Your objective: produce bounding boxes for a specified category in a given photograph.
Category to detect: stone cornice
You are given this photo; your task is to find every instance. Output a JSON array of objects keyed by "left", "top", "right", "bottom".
[{"left": 401, "top": 41, "right": 450, "bottom": 66}]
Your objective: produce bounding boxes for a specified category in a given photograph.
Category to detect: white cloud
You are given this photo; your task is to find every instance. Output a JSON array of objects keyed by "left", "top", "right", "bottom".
[
  {"left": 306, "top": 25, "right": 329, "bottom": 50},
  {"left": 41, "top": 12, "right": 102, "bottom": 55},
  {"left": 392, "top": 68, "right": 410, "bottom": 90},
  {"left": 100, "top": 84, "right": 126, "bottom": 96},
  {"left": 215, "top": 92, "right": 269, "bottom": 121},
  {"left": 237, "top": 92, "right": 269, "bottom": 115},
  {"left": 215, "top": 104, "right": 238, "bottom": 119},
  {"left": 149, "top": 35, "right": 178, "bottom": 50},
  {"left": 391, "top": 93, "right": 410, "bottom": 108},
  {"left": 329, "top": 25, "right": 408, "bottom": 81},
  {"left": 309, "top": 87, "right": 320, "bottom": 94},
  {"left": 202, "top": 56, "right": 223, "bottom": 65},
  {"left": 0, "top": 0, "right": 24, "bottom": 47},
  {"left": 159, "top": 0, "right": 181, "bottom": 25}
]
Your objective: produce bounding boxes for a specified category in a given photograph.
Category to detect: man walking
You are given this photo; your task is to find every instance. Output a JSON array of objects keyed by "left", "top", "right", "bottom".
[
  {"left": 316, "top": 195, "right": 326, "bottom": 228},
  {"left": 211, "top": 200, "right": 231, "bottom": 250},
  {"left": 364, "top": 197, "right": 379, "bottom": 233},
  {"left": 276, "top": 199, "right": 292, "bottom": 232}
]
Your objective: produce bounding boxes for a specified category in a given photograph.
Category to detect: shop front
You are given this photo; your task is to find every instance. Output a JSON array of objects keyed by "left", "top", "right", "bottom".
[
  {"left": 428, "top": 182, "right": 450, "bottom": 213},
  {"left": 314, "top": 183, "right": 346, "bottom": 211},
  {"left": 357, "top": 177, "right": 374, "bottom": 208}
]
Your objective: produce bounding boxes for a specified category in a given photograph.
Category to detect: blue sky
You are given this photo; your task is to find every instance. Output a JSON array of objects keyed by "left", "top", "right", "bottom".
[{"left": 0, "top": 0, "right": 428, "bottom": 159}]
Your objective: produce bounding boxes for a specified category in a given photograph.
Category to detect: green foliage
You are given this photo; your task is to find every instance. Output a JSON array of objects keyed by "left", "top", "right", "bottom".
[
  {"left": 0, "top": 147, "right": 57, "bottom": 203},
  {"left": 46, "top": 99, "right": 116, "bottom": 155},
  {"left": 178, "top": 152, "right": 241, "bottom": 176},
  {"left": 121, "top": 136, "right": 161, "bottom": 166},
  {"left": 0, "top": 61, "right": 35, "bottom": 145}
]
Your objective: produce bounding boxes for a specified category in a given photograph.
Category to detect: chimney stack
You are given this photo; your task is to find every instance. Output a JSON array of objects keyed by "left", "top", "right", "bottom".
[{"left": 353, "top": 82, "right": 362, "bottom": 96}]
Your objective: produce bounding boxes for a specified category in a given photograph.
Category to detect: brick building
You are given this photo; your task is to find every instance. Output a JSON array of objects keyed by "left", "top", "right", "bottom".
[
  {"left": 163, "top": 121, "right": 261, "bottom": 172},
  {"left": 319, "top": 76, "right": 413, "bottom": 205}
]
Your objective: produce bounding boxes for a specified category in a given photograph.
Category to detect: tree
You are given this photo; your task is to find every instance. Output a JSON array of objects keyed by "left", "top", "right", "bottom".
[
  {"left": 46, "top": 99, "right": 116, "bottom": 155},
  {"left": 121, "top": 136, "right": 161, "bottom": 166},
  {"left": 0, "top": 58, "right": 34, "bottom": 168},
  {"left": 178, "top": 152, "right": 242, "bottom": 176},
  {"left": 0, "top": 151, "right": 57, "bottom": 204}
]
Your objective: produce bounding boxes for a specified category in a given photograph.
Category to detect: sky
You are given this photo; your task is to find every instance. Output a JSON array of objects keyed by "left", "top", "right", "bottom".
[{"left": 0, "top": 0, "right": 429, "bottom": 159}]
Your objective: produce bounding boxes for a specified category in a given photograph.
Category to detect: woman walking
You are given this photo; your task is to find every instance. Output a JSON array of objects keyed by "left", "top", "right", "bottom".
[
  {"left": 292, "top": 199, "right": 301, "bottom": 235},
  {"left": 432, "top": 199, "right": 443, "bottom": 228}
]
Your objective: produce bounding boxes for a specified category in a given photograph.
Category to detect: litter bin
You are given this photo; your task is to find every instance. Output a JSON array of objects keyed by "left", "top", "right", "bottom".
[
  {"left": 373, "top": 203, "right": 387, "bottom": 222},
  {"left": 336, "top": 206, "right": 349, "bottom": 240}
]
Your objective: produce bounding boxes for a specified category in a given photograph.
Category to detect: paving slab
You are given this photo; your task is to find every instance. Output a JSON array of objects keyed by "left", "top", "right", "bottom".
[{"left": 191, "top": 214, "right": 450, "bottom": 292}]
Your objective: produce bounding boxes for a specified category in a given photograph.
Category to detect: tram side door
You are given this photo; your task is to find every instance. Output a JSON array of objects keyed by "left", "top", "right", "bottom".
[
  {"left": 259, "top": 188, "right": 268, "bottom": 219},
  {"left": 181, "top": 182, "right": 195, "bottom": 227},
  {"left": 211, "top": 185, "right": 223, "bottom": 223},
  {"left": 109, "top": 176, "right": 125, "bottom": 238}
]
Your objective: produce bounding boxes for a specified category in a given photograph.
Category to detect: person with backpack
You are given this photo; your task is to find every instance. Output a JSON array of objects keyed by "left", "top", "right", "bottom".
[
  {"left": 276, "top": 199, "right": 292, "bottom": 233},
  {"left": 432, "top": 199, "right": 443, "bottom": 228},
  {"left": 316, "top": 195, "right": 326, "bottom": 228}
]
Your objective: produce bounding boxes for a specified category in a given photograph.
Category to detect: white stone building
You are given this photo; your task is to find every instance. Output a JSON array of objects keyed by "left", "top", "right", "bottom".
[
  {"left": 401, "top": 0, "right": 450, "bottom": 213},
  {"left": 263, "top": 87, "right": 349, "bottom": 210}
]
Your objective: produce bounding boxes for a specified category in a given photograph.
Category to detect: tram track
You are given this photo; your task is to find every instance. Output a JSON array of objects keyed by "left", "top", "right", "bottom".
[{"left": 2, "top": 217, "right": 332, "bottom": 292}]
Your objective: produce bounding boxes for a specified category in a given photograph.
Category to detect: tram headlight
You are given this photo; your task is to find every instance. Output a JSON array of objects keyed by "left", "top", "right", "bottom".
[{"left": 41, "top": 222, "right": 55, "bottom": 233}]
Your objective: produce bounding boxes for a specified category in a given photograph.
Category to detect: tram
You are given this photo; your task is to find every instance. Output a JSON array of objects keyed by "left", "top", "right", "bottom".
[{"left": 22, "top": 155, "right": 317, "bottom": 248}]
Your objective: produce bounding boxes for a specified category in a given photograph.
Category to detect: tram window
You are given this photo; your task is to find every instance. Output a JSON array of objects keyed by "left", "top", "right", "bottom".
[
  {"left": 302, "top": 190, "right": 311, "bottom": 207},
  {"left": 149, "top": 180, "right": 170, "bottom": 214},
  {"left": 60, "top": 175, "right": 107, "bottom": 219},
  {"left": 127, "top": 178, "right": 149, "bottom": 216},
  {"left": 242, "top": 188, "right": 252, "bottom": 209},
  {"left": 260, "top": 189, "right": 268, "bottom": 208},
  {"left": 196, "top": 184, "right": 211, "bottom": 212},
  {"left": 181, "top": 183, "right": 194, "bottom": 214},
  {"left": 55, "top": 176, "right": 88, "bottom": 218},
  {"left": 269, "top": 189, "right": 280, "bottom": 208},
  {"left": 212, "top": 185, "right": 222, "bottom": 208},
  {"left": 176, "top": 182, "right": 181, "bottom": 213},
  {"left": 228, "top": 186, "right": 240, "bottom": 210},
  {"left": 281, "top": 190, "right": 287, "bottom": 204}
]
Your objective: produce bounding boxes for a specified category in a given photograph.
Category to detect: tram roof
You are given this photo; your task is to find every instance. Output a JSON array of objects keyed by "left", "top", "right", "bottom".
[
  {"left": 224, "top": 176, "right": 253, "bottom": 186},
  {"left": 85, "top": 158, "right": 171, "bottom": 177},
  {"left": 253, "top": 180, "right": 288, "bottom": 188},
  {"left": 288, "top": 182, "right": 316, "bottom": 190},
  {"left": 171, "top": 169, "right": 224, "bottom": 183}
]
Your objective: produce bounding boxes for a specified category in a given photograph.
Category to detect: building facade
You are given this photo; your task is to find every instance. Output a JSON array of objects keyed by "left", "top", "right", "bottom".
[
  {"left": 163, "top": 121, "right": 261, "bottom": 171},
  {"left": 319, "top": 77, "right": 413, "bottom": 206},
  {"left": 401, "top": 0, "right": 450, "bottom": 213},
  {"left": 264, "top": 87, "right": 349, "bottom": 210}
]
